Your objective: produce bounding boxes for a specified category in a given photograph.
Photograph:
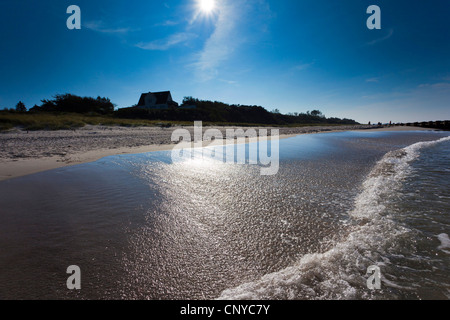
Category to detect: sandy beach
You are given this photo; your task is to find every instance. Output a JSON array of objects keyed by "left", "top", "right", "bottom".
[
  {"left": 0, "top": 124, "right": 438, "bottom": 181},
  {"left": 1, "top": 125, "right": 449, "bottom": 300}
]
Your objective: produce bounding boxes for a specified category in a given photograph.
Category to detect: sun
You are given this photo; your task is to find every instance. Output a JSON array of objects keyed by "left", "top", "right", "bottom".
[
  {"left": 191, "top": 0, "right": 218, "bottom": 23},
  {"left": 199, "top": 0, "right": 215, "bottom": 13}
]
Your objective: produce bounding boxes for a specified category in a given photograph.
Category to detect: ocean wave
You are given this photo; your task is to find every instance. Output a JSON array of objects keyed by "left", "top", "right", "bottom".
[{"left": 217, "top": 136, "right": 450, "bottom": 300}]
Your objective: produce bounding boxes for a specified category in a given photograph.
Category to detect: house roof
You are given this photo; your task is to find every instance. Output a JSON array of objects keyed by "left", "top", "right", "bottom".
[{"left": 138, "top": 91, "right": 172, "bottom": 106}]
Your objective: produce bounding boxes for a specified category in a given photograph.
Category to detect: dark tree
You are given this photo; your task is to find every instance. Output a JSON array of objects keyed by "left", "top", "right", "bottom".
[
  {"left": 182, "top": 96, "right": 197, "bottom": 105},
  {"left": 310, "top": 110, "right": 324, "bottom": 117},
  {"left": 15, "top": 101, "right": 26, "bottom": 112},
  {"left": 36, "top": 94, "right": 115, "bottom": 114}
]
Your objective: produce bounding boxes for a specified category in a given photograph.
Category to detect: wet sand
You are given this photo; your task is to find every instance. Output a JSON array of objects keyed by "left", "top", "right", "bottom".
[{"left": 0, "top": 125, "right": 437, "bottom": 181}]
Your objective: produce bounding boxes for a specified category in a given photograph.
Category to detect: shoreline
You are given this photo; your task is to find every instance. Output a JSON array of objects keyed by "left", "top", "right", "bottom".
[{"left": 0, "top": 125, "right": 438, "bottom": 181}]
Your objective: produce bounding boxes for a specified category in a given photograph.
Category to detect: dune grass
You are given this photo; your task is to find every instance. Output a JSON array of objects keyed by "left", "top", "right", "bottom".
[
  {"left": 0, "top": 112, "right": 355, "bottom": 132},
  {"left": 0, "top": 112, "right": 189, "bottom": 131}
]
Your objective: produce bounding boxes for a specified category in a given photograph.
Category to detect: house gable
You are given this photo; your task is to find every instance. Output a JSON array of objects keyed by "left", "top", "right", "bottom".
[{"left": 137, "top": 91, "right": 178, "bottom": 109}]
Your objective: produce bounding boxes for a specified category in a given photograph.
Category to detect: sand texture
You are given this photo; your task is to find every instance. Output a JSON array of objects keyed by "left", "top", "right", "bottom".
[{"left": 0, "top": 124, "right": 436, "bottom": 181}]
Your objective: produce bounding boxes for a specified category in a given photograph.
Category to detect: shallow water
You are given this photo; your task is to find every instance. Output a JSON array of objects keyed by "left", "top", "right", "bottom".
[{"left": 0, "top": 130, "right": 448, "bottom": 299}]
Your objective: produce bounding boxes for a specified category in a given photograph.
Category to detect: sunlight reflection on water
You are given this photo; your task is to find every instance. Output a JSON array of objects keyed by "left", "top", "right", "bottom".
[{"left": 0, "top": 131, "right": 448, "bottom": 299}]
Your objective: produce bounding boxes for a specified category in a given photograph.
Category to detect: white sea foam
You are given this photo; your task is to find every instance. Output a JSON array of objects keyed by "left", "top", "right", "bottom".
[
  {"left": 350, "top": 136, "right": 450, "bottom": 219},
  {"left": 217, "top": 136, "right": 450, "bottom": 300},
  {"left": 437, "top": 233, "right": 450, "bottom": 254}
]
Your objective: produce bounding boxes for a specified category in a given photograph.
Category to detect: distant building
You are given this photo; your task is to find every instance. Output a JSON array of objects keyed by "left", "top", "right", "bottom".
[{"left": 137, "top": 91, "right": 178, "bottom": 109}]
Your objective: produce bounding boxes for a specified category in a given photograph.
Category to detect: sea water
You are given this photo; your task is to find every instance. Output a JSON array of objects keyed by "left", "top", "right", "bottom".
[{"left": 0, "top": 130, "right": 448, "bottom": 299}]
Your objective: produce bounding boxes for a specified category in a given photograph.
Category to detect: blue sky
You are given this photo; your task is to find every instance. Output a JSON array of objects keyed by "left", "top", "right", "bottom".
[{"left": 0, "top": 0, "right": 448, "bottom": 123}]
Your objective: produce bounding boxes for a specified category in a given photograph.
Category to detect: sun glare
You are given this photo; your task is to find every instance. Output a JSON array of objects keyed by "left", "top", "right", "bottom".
[{"left": 199, "top": 0, "right": 215, "bottom": 13}]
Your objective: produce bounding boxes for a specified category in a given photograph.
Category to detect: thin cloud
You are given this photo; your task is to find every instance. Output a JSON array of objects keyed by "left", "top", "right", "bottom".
[
  {"left": 192, "top": 0, "right": 272, "bottom": 81},
  {"left": 219, "top": 79, "right": 238, "bottom": 85},
  {"left": 367, "top": 29, "right": 394, "bottom": 46},
  {"left": 366, "top": 77, "right": 379, "bottom": 83},
  {"left": 136, "top": 32, "right": 198, "bottom": 51},
  {"left": 294, "top": 62, "right": 314, "bottom": 71},
  {"left": 192, "top": 2, "right": 241, "bottom": 81},
  {"left": 84, "top": 21, "right": 133, "bottom": 34},
  {"left": 418, "top": 82, "right": 450, "bottom": 91},
  {"left": 155, "top": 20, "right": 180, "bottom": 27}
]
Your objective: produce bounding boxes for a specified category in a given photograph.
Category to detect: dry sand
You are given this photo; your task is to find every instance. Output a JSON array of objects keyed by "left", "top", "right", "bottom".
[{"left": 0, "top": 124, "right": 438, "bottom": 181}]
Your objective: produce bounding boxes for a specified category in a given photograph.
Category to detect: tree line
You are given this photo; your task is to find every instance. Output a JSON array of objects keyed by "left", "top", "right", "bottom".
[
  {"left": 117, "top": 96, "right": 358, "bottom": 125},
  {"left": 2, "top": 94, "right": 358, "bottom": 125},
  {"left": 1, "top": 94, "right": 115, "bottom": 115}
]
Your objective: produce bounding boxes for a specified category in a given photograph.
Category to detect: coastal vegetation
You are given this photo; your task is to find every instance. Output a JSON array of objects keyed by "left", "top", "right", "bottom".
[{"left": 0, "top": 93, "right": 359, "bottom": 131}]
